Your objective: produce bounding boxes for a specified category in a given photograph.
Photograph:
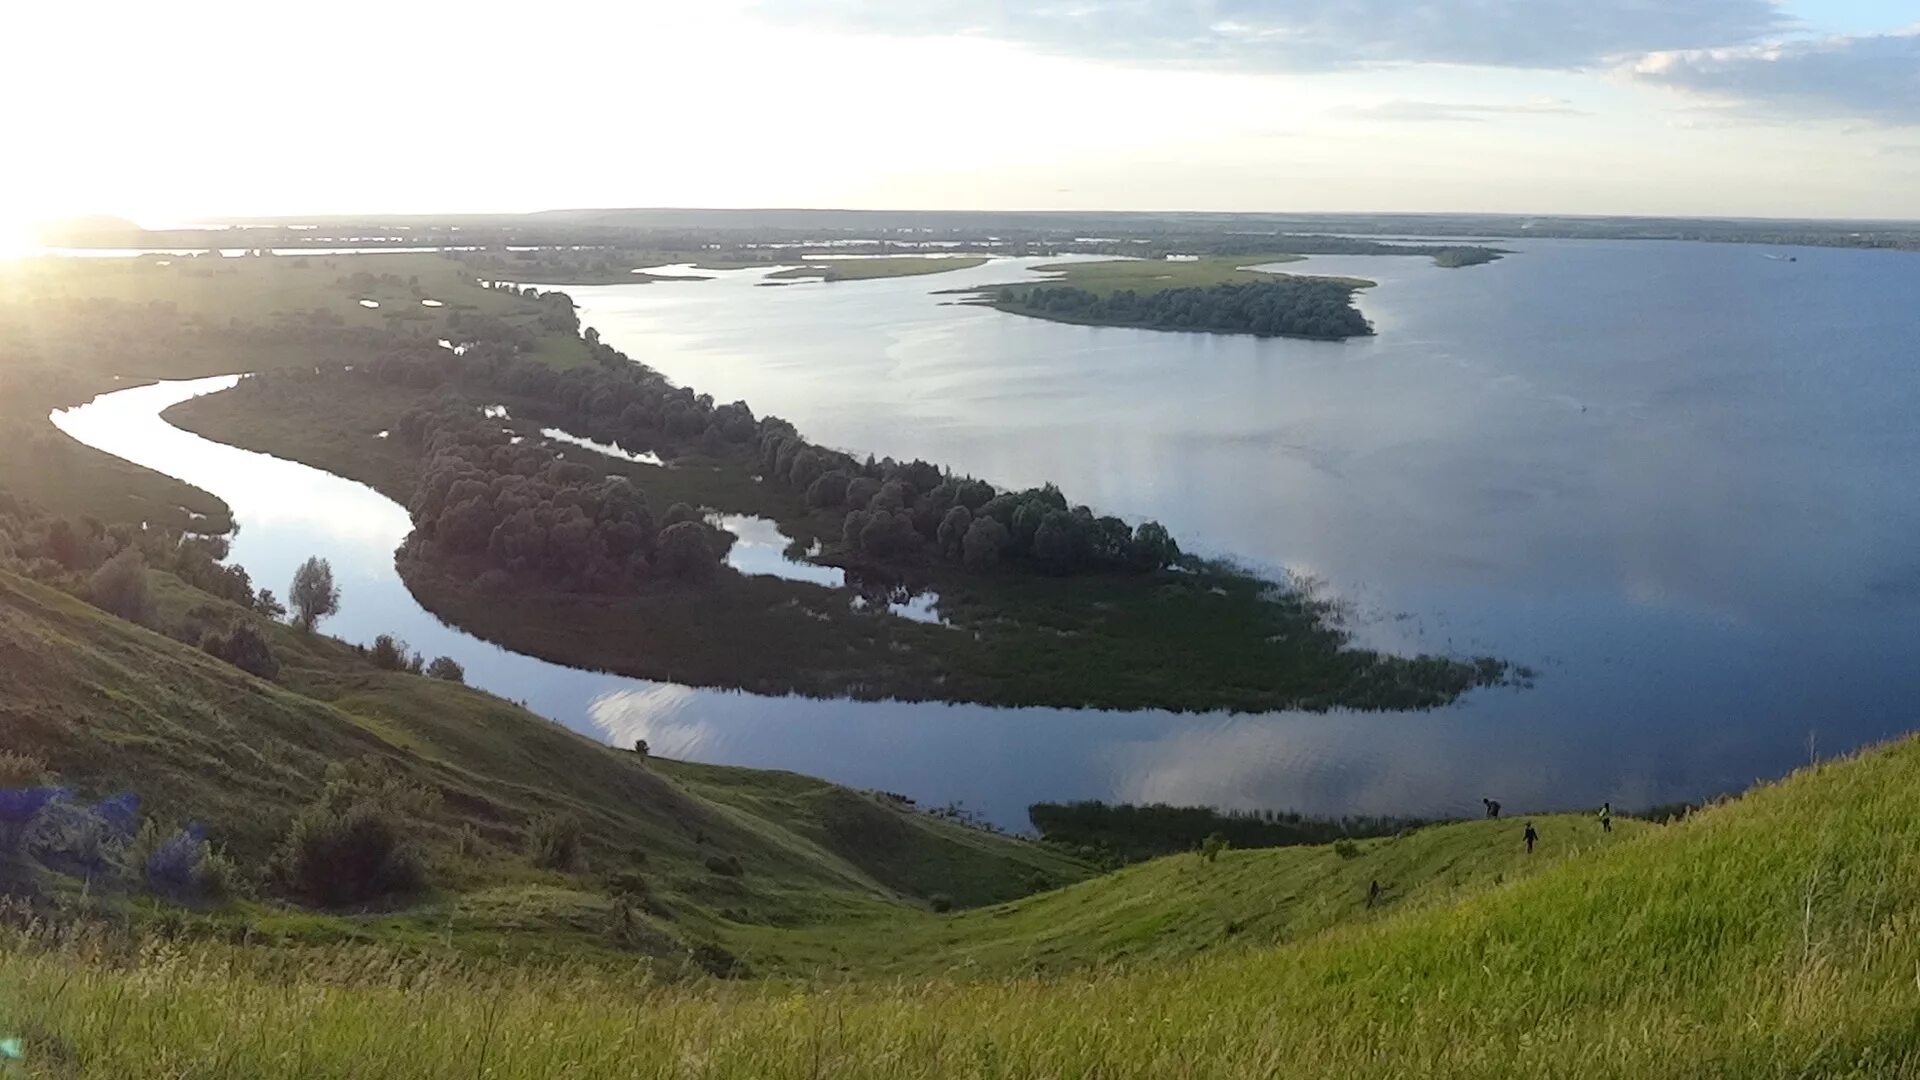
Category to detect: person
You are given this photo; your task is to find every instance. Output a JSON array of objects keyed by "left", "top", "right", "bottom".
[
  {"left": 1524, "top": 822, "right": 1538, "bottom": 854},
  {"left": 1483, "top": 797, "right": 1502, "bottom": 819},
  {"left": 1598, "top": 802, "right": 1612, "bottom": 834},
  {"left": 1368, "top": 879, "right": 1382, "bottom": 908}
]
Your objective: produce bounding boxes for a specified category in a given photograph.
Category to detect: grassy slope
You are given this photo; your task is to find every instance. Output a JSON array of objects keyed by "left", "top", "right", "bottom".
[
  {"left": 0, "top": 568, "right": 1090, "bottom": 959},
  {"left": 8, "top": 735, "right": 1920, "bottom": 1075}
]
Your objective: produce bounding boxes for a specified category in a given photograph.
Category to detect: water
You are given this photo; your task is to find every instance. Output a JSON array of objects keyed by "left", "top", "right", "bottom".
[{"left": 49, "top": 239, "right": 1920, "bottom": 829}]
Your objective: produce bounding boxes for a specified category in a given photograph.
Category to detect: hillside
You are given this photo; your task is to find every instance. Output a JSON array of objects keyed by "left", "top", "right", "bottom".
[
  {"left": 8, "top": 718, "right": 1919, "bottom": 1075},
  {"left": 0, "top": 566, "right": 1089, "bottom": 970}
]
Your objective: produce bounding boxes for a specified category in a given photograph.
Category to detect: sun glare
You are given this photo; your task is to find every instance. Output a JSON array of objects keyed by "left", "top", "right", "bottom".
[{"left": 0, "top": 210, "right": 41, "bottom": 260}]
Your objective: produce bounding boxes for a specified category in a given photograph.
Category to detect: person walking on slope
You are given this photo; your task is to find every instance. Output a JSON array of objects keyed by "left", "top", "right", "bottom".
[
  {"left": 1483, "top": 797, "right": 1501, "bottom": 819},
  {"left": 1523, "top": 822, "right": 1538, "bottom": 854},
  {"left": 1368, "top": 879, "right": 1382, "bottom": 908},
  {"left": 1598, "top": 802, "right": 1612, "bottom": 833}
]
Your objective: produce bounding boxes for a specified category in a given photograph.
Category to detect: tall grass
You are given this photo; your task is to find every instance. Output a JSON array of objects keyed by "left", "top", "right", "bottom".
[{"left": 7, "top": 740, "right": 1920, "bottom": 1077}]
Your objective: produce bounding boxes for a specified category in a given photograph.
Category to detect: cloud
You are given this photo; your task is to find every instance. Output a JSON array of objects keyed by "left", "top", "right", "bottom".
[
  {"left": 1333, "top": 98, "right": 1588, "bottom": 123},
  {"left": 1625, "top": 26, "right": 1920, "bottom": 124},
  {"left": 760, "top": 0, "right": 1787, "bottom": 71}
]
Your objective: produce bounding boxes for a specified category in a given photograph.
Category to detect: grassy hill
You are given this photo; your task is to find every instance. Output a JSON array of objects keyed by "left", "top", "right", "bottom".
[
  {"left": 8, "top": 722, "right": 1918, "bottom": 1076},
  {"left": 0, "top": 567, "right": 1088, "bottom": 970}
]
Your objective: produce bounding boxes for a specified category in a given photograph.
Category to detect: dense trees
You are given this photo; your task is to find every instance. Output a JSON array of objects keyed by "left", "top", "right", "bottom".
[{"left": 995, "top": 279, "right": 1372, "bottom": 340}]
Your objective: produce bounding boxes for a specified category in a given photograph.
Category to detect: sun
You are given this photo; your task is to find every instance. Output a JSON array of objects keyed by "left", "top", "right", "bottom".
[{"left": 0, "top": 209, "right": 43, "bottom": 260}]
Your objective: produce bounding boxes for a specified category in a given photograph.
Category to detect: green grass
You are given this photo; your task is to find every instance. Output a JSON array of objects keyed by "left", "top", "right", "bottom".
[
  {"left": 766, "top": 257, "right": 991, "bottom": 282},
  {"left": 950, "top": 255, "right": 1375, "bottom": 299},
  {"left": 0, "top": 567, "right": 1091, "bottom": 962},
  {"left": 7, "top": 733, "right": 1920, "bottom": 1076}
]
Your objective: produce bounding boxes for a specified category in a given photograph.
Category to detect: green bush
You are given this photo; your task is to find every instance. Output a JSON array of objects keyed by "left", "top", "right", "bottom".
[
  {"left": 201, "top": 621, "right": 280, "bottom": 680},
  {"left": 528, "top": 814, "right": 584, "bottom": 871},
  {"left": 929, "top": 893, "right": 954, "bottom": 913},
  {"left": 704, "top": 853, "right": 744, "bottom": 878},
  {"left": 270, "top": 801, "right": 426, "bottom": 908},
  {"left": 88, "top": 547, "right": 150, "bottom": 624}
]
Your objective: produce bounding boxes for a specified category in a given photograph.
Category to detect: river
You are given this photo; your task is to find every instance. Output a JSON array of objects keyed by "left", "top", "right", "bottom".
[{"left": 50, "top": 240, "right": 1920, "bottom": 829}]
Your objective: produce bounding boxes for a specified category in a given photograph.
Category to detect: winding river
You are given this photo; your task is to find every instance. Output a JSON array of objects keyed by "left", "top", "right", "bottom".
[{"left": 50, "top": 240, "right": 1920, "bottom": 828}]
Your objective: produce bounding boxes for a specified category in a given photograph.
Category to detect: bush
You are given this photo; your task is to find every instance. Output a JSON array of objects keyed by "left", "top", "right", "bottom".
[
  {"left": 529, "top": 813, "right": 584, "bottom": 871},
  {"left": 201, "top": 621, "right": 281, "bottom": 680},
  {"left": 88, "top": 547, "right": 150, "bottom": 624},
  {"left": 140, "top": 823, "right": 241, "bottom": 901},
  {"left": 270, "top": 801, "right": 426, "bottom": 907},
  {"left": 929, "top": 893, "right": 954, "bottom": 913},
  {"left": 1333, "top": 839, "right": 1361, "bottom": 859},
  {"left": 655, "top": 521, "right": 718, "bottom": 582},
  {"left": 0, "top": 752, "right": 49, "bottom": 789},
  {"left": 1200, "top": 832, "right": 1229, "bottom": 863},
  {"left": 425, "top": 656, "right": 466, "bottom": 683},
  {"left": 704, "top": 853, "right": 744, "bottom": 877},
  {"left": 370, "top": 633, "right": 415, "bottom": 672}
]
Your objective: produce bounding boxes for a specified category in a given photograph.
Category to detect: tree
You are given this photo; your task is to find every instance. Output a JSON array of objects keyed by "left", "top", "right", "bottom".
[
  {"left": 1130, "top": 521, "right": 1179, "bottom": 571},
  {"left": 962, "top": 517, "right": 1010, "bottom": 570},
  {"left": 936, "top": 505, "right": 973, "bottom": 559},
  {"left": 426, "top": 656, "right": 466, "bottom": 683},
  {"left": 290, "top": 556, "right": 341, "bottom": 631},
  {"left": 655, "top": 521, "right": 718, "bottom": 581},
  {"left": 254, "top": 588, "right": 287, "bottom": 620},
  {"left": 632, "top": 738, "right": 650, "bottom": 759},
  {"left": 88, "top": 547, "right": 149, "bottom": 623}
]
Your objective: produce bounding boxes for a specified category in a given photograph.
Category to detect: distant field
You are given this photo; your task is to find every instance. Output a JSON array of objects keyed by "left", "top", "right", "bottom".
[
  {"left": 766, "top": 256, "right": 991, "bottom": 282},
  {"left": 974, "top": 255, "right": 1369, "bottom": 297}
]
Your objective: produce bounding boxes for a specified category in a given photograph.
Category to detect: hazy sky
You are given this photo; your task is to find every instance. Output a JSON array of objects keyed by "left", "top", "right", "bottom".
[{"left": 5, "top": 0, "right": 1918, "bottom": 228}]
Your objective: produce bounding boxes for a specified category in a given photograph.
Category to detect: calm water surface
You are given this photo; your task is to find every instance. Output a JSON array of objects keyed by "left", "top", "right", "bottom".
[{"left": 53, "top": 239, "right": 1920, "bottom": 827}]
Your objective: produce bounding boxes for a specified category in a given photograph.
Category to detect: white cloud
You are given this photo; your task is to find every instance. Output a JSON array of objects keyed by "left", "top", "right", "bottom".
[
  {"left": 1625, "top": 26, "right": 1920, "bottom": 124},
  {"left": 761, "top": 0, "right": 1788, "bottom": 70}
]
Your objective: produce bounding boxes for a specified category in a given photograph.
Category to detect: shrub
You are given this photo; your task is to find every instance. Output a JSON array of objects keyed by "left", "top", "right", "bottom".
[
  {"left": 0, "top": 752, "right": 49, "bottom": 789},
  {"left": 704, "top": 853, "right": 744, "bottom": 878},
  {"left": 1333, "top": 839, "right": 1361, "bottom": 859},
  {"left": 88, "top": 547, "right": 150, "bottom": 623},
  {"left": 425, "top": 656, "right": 465, "bottom": 683},
  {"left": 1200, "top": 832, "right": 1229, "bottom": 863},
  {"left": 929, "top": 893, "right": 954, "bottom": 913},
  {"left": 370, "top": 634, "right": 415, "bottom": 672},
  {"left": 655, "top": 522, "right": 718, "bottom": 582},
  {"left": 270, "top": 801, "right": 426, "bottom": 907},
  {"left": 529, "top": 813, "right": 584, "bottom": 871},
  {"left": 202, "top": 621, "right": 281, "bottom": 680}
]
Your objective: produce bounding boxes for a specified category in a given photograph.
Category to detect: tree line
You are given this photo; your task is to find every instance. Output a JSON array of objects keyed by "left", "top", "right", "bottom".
[
  {"left": 338, "top": 297, "right": 1187, "bottom": 591},
  {"left": 1028, "top": 799, "right": 1424, "bottom": 866},
  {"left": 994, "top": 279, "right": 1373, "bottom": 340}
]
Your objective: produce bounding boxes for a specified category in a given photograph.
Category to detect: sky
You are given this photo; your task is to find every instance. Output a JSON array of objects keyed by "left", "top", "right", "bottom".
[{"left": 2, "top": 0, "right": 1917, "bottom": 232}]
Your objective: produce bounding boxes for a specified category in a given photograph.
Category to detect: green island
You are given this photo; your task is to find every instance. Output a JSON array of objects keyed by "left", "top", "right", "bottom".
[
  {"left": 957, "top": 256, "right": 1377, "bottom": 340},
  {"left": 1, "top": 542, "right": 1916, "bottom": 1074},
  {"left": 455, "top": 247, "right": 989, "bottom": 286},
  {"left": 0, "top": 250, "right": 1490, "bottom": 712}
]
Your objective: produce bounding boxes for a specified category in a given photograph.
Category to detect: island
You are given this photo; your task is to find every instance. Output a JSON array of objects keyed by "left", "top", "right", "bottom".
[
  {"left": 950, "top": 256, "right": 1377, "bottom": 339},
  {"left": 2, "top": 249, "right": 1513, "bottom": 713}
]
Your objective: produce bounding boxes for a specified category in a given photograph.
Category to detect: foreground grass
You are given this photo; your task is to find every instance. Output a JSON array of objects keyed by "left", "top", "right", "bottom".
[{"left": 7, "top": 737, "right": 1920, "bottom": 1077}]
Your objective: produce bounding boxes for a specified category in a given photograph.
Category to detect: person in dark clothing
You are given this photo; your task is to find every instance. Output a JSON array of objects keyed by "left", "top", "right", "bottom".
[
  {"left": 1483, "top": 798, "right": 1502, "bottom": 819},
  {"left": 1599, "top": 802, "right": 1612, "bottom": 833},
  {"left": 1524, "top": 822, "right": 1539, "bottom": 854},
  {"left": 1368, "top": 879, "right": 1382, "bottom": 908}
]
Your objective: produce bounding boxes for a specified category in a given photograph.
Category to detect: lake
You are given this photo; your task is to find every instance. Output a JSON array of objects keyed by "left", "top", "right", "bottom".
[{"left": 53, "top": 239, "right": 1920, "bottom": 829}]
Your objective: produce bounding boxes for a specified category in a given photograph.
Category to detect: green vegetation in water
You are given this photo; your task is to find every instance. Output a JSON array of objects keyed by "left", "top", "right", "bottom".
[
  {"left": 169, "top": 367, "right": 1510, "bottom": 713},
  {"left": 950, "top": 255, "right": 1375, "bottom": 339}
]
